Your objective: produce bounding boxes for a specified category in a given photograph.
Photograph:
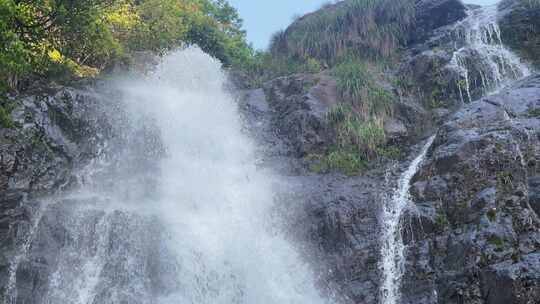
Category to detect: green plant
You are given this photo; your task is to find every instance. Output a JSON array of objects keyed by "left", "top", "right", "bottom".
[
  {"left": 0, "top": 105, "right": 13, "bottom": 128},
  {"left": 0, "top": 0, "right": 256, "bottom": 90},
  {"left": 307, "top": 149, "right": 366, "bottom": 176},
  {"left": 332, "top": 57, "right": 393, "bottom": 118},
  {"left": 304, "top": 57, "right": 322, "bottom": 73},
  {"left": 269, "top": 0, "right": 415, "bottom": 64}
]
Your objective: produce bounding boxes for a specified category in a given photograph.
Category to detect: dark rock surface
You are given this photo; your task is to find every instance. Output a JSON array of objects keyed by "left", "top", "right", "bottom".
[
  {"left": 499, "top": 0, "right": 540, "bottom": 68},
  {"left": 406, "top": 74, "right": 540, "bottom": 304},
  {"left": 0, "top": 85, "right": 127, "bottom": 301},
  {"left": 241, "top": 72, "right": 540, "bottom": 304},
  {"left": 261, "top": 73, "right": 336, "bottom": 158},
  {"left": 413, "top": 0, "right": 468, "bottom": 43},
  {"left": 1, "top": 1, "right": 539, "bottom": 303}
]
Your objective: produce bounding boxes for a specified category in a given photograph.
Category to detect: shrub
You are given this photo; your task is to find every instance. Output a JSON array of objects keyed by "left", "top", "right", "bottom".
[
  {"left": 327, "top": 103, "right": 387, "bottom": 160},
  {"left": 332, "top": 57, "right": 393, "bottom": 119},
  {"left": 270, "top": 0, "right": 416, "bottom": 65},
  {"left": 308, "top": 149, "right": 367, "bottom": 176},
  {"left": 0, "top": 0, "right": 255, "bottom": 90}
]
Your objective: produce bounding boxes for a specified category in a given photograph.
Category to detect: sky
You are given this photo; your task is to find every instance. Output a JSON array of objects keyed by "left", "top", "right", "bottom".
[{"left": 229, "top": 0, "right": 499, "bottom": 50}]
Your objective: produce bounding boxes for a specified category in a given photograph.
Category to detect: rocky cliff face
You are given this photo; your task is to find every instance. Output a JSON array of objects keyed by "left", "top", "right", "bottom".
[
  {"left": 0, "top": 86, "right": 114, "bottom": 299},
  {"left": 244, "top": 63, "right": 540, "bottom": 304},
  {"left": 240, "top": 1, "right": 540, "bottom": 303},
  {"left": 1, "top": 0, "right": 539, "bottom": 303},
  {"left": 406, "top": 74, "right": 540, "bottom": 304}
]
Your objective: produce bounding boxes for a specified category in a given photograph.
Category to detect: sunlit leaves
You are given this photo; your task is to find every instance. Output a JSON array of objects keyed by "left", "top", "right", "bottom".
[{"left": 0, "top": 0, "right": 254, "bottom": 91}]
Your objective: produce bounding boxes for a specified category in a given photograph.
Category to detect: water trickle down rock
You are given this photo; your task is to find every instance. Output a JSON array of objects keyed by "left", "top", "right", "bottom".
[
  {"left": 447, "top": 5, "right": 531, "bottom": 103},
  {"left": 379, "top": 136, "right": 435, "bottom": 304}
]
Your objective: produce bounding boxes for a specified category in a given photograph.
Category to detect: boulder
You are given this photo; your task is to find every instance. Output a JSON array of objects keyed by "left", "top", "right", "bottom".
[{"left": 262, "top": 73, "right": 334, "bottom": 157}]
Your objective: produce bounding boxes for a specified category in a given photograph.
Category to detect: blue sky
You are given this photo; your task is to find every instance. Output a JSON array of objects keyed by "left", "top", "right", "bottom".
[{"left": 229, "top": 0, "right": 499, "bottom": 50}]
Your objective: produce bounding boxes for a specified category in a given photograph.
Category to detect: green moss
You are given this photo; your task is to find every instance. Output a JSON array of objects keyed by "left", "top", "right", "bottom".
[{"left": 377, "top": 145, "right": 402, "bottom": 160}]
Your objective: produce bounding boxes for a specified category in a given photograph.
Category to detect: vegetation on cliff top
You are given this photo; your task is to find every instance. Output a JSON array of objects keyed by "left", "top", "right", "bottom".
[
  {"left": 262, "top": 0, "right": 415, "bottom": 174},
  {"left": 0, "top": 0, "right": 254, "bottom": 93}
]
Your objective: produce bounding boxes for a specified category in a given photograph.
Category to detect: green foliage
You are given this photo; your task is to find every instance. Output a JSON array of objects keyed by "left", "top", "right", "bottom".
[
  {"left": 309, "top": 55, "right": 397, "bottom": 175},
  {"left": 0, "top": 105, "right": 13, "bottom": 128},
  {"left": 0, "top": 96, "right": 14, "bottom": 128},
  {"left": 333, "top": 57, "right": 393, "bottom": 118},
  {"left": 269, "top": 0, "right": 416, "bottom": 65},
  {"left": 327, "top": 103, "right": 387, "bottom": 160},
  {"left": 307, "top": 149, "right": 366, "bottom": 176},
  {"left": 240, "top": 51, "right": 324, "bottom": 87},
  {"left": 0, "top": 0, "right": 254, "bottom": 91}
]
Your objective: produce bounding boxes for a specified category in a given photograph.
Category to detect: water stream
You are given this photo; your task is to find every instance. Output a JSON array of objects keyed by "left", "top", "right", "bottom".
[
  {"left": 5, "top": 48, "right": 330, "bottom": 304},
  {"left": 448, "top": 5, "right": 530, "bottom": 103},
  {"left": 379, "top": 136, "right": 435, "bottom": 304},
  {"left": 380, "top": 4, "right": 533, "bottom": 304}
]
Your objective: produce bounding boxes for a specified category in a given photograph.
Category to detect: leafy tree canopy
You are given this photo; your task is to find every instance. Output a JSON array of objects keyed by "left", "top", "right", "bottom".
[{"left": 0, "top": 0, "right": 254, "bottom": 91}]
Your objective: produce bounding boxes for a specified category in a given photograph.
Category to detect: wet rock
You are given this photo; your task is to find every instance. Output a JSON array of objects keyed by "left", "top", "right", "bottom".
[
  {"left": 481, "top": 253, "right": 540, "bottom": 304},
  {"left": 499, "top": 0, "right": 540, "bottom": 68},
  {"left": 529, "top": 176, "right": 540, "bottom": 216},
  {"left": 262, "top": 73, "right": 333, "bottom": 157},
  {"left": 0, "top": 85, "right": 126, "bottom": 302},
  {"left": 413, "top": 0, "right": 468, "bottom": 43},
  {"left": 407, "top": 73, "right": 540, "bottom": 303}
]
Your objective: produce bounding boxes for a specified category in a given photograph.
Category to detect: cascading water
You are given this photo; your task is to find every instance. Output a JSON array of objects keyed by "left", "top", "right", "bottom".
[
  {"left": 379, "top": 136, "right": 435, "bottom": 304},
  {"left": 5, "top": 48, "right": 331, "bottom": 304},
  {"left": 448, "top": 5, "right": 530, "bottom": 103},
  {"left": 379, "top": 4, "right": 534, "bottom": 304}
]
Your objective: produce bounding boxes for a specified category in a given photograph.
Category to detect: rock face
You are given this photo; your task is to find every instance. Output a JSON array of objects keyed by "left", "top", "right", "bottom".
[
  {"left": 405, "top": 74, "right": 540, "bottom": 303},
  {"left": 241, "top": 73, "right": 540, "bottom": 304},
  {"left": 0, "top": 85, "right": 125, "bottom": 301},
  {"left": 1, "top": 1, "right": 539, "bottom": 303},
  {"left": 499, "top": 0, "right": 540, "bottom": 68},
  {"left": 413, "top": 0, "right": 468, "bottom": 43},
  {"left": 262, "top": 73, "right": 336, "bottom": 157}
]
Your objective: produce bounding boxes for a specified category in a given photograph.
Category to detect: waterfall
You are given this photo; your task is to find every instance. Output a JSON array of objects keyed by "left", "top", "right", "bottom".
[
  {"left": 378, "top": 4, "right": 534, "bottom": 303},
  {"left": 379, "top": 136, "right": 435, "bottom": 304},
  {"left": 5, "top": 48, "right": 331, "bottom": 304},
  {"left": 448, "top": 5, "right": 530, "bottom": 103}
]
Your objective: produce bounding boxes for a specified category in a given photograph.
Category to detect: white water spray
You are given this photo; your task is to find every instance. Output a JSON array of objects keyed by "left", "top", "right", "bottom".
[
  {"left": 448, "top": 5, "right": 530, "bottom": 102},
  {"left": 379, "top": 136, "right": 435, "bottom": 304},
  {"left": 6, "top": 48, "right": 331, "bottom": 304}
]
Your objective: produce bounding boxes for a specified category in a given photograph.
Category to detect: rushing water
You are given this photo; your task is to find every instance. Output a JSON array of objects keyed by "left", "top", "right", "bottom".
[
  {"left": 380, "top": 4, "right": 533, "bottom": 304},
  {"left": 448, "top": 5, "right": 530, "bottom": 103},
  {"left": 5, "top": 48, "right": 330, "bottom": 304},
  {"left": 379, "top": 136, "right": 435, "bottom": 304}
]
